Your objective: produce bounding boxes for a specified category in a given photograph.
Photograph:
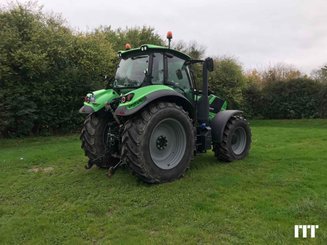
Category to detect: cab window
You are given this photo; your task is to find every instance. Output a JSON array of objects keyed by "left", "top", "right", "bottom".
[
  {"left": 167, "top": 55, "right": 191, "bottom": 89},
  {"left": 151, "top": 53, "right": 164, "bottom": 84}
]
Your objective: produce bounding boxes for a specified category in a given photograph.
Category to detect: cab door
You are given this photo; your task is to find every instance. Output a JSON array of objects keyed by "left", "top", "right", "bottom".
[{"left": 165, "top": 53, "right": 194, "bottom": 103}]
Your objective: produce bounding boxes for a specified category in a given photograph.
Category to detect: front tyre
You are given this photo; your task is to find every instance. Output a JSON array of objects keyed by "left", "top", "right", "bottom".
[
  {"left": 122, "top": 102, "right": 194, "bottom": 183},
  {"left": 80, "top": 113, "right": 120, "bottom": 168},
  {"left": 213, "top": 115, "right": 251, "bottom": 162}
]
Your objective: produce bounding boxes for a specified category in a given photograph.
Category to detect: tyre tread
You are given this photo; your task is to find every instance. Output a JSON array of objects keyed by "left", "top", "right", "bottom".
[
  {"left": 121, "top": 102, "right": 193, "bottom": 183},
  {"left": 213, "top": 115, "right": 251, "bottom": 162}
]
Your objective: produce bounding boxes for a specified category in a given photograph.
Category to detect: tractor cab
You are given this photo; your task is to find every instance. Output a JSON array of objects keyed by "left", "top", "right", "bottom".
[{"left": 114, "top": 44, "right": 194, "bottom": 102}]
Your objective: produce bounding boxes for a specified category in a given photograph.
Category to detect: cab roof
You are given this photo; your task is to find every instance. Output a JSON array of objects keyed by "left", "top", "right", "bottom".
[{"left": 118, "top": 44, "right": 191, "bottom": 61}]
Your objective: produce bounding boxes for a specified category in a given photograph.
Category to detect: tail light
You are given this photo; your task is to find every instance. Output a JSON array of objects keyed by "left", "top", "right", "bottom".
[
  {"left": 84, "top": 93, "right": 96, "bottom": 103},
  {"left": 121, "top": 93, "right": 134, "bottom": 103}
]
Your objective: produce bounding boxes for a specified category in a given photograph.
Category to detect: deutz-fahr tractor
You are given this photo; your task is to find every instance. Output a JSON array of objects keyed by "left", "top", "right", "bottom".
[{"left": 79, "top": 32, "right": 251, "bottom": 183}]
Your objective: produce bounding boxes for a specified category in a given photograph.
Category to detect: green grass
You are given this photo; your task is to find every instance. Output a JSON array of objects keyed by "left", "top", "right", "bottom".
[{"left": 0, "top": 120, "right": 326, "bottom": 244}]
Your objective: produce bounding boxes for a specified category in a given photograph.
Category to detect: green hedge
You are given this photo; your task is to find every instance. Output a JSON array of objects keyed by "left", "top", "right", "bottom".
[
  {"left": 0, "top": 6, "right": 117, "bottom": 137},
  {"left": 243, "top": 78, "right": 326, "bottom": 119}
]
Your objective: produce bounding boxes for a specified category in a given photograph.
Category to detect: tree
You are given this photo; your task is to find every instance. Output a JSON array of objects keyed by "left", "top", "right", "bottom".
[
  {"left": 261, "top": 63, "right": 304, "bottom": 82},
  {"left": 311, "top": 64, "right": 327, "bottom": 84},
  {"left": 97, "top": 26, "right": 164, "bottom": 51},
  {"left": 209, "top": 57, "right": 246, "bottom": 109},
  {"left": 173, "top": 40, "right": 206, "bottom": 60},
  {"left": 245, "top": 69, "right": 264, "bottom": 88}
]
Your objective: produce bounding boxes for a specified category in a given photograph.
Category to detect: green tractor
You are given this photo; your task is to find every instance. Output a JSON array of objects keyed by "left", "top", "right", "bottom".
[{"left": 79, "top": 32, "right": 251, "bottom": 183}]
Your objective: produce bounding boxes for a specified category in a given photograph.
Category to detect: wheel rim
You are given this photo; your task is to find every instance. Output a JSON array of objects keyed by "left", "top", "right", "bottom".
[
  {"left": 231, "top": 127, "right": 247, "bottom": 155},
  {"left": 149, "top": 118, "right": 186, "bottom": 170}
]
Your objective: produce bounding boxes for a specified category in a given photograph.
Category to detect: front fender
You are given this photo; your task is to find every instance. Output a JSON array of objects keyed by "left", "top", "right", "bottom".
[
  {"left": 115, "top": 85, "right": 193, "bottom": 117},
  {"left": 211, "top": 110, "right": 243, "bottom": 143}
]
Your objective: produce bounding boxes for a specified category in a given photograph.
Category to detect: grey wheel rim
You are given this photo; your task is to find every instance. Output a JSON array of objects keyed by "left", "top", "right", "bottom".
[
  {"left": 231, "top": 127, "right": 247, "bottom": 155},
  {"left": 149, "top": 118, "right": 186, "bottom": 170}
]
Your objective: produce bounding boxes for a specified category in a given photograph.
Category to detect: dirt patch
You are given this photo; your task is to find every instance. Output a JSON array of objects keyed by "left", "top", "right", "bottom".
[{"left": 28, "top": 167, "right": 54, "bottom": 173}]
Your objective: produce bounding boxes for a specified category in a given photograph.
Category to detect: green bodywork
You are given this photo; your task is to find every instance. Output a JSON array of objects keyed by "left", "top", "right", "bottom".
[
  {"left": 208, "top": 94, "right": 228, "bottom": 121},
  {"left": 118, "top": 44, "right": 191, "bottom": 60},
  {"left": 84, "top": 85, "right": 174, "bottom": 112},
  {"left": 83, "top": 89, "right": 119, "bottom": 112},
  {"left": 119, "top": 85, "right": 174, "bottom": 110},
  {"left": 84, "top": 85, "right": 227, "bottom": 122}
]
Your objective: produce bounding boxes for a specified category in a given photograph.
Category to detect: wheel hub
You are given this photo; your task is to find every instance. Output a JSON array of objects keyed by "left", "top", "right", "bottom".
[
  {"left": 231, "top": 127, "right": 247, "bottom": 155},
  {"left": 156, "top": 135, "right": 168, "bottom": 150},
  {"left": 149, "top": 118, "right": 186, "bottom": 170}
]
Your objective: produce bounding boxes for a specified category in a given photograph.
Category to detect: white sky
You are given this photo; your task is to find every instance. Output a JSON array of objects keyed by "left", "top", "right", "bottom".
[{"left": 9, "top": 0, "right": 327, "bottom": 73}]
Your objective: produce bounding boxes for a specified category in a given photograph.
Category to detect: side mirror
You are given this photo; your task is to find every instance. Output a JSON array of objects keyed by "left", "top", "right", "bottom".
[
  {"left": 176, "top": 69, "right": 183, "bottom": 80},
  {"left": 104, "top": 75, "right": 114, "bottom": 82},
  {"left": 103, "top": 75, "right": 115, "bottom": 89},
  {"left": 205, "top": 57, "right": 214, "bottom": 72}
]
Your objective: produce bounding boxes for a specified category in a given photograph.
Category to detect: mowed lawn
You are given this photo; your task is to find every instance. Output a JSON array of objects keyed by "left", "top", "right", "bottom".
[{"left": 0, "top": 120, "right": 326, "bottom": 244}]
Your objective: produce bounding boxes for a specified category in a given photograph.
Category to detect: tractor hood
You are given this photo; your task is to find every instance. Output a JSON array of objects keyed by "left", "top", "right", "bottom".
[{"left": 79, "top": 89, "right": 120, "bottom": 113}]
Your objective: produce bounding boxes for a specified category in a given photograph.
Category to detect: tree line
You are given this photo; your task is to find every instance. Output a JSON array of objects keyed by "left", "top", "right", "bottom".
[{"left": 0, "top": 3, "right": 326, "bottom": 137}]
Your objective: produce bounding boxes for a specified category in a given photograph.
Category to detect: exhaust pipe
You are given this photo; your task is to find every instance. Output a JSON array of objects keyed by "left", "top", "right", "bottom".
[{"left": 197, "top": 57, "right": 214, "bottom": 125}]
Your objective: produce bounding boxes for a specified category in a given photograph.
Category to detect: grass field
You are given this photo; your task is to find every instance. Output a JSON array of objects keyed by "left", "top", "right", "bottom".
[{"left": 0, "top": 120, "right": 326, "bottom": 244}]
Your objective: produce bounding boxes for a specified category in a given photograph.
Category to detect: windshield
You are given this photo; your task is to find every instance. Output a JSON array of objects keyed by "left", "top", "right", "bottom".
[{"left": 113, "top": 55, "right": 149, "bottom": 88}]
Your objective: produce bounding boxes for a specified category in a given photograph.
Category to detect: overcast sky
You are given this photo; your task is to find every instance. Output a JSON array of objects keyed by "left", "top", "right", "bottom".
[{"left": 13, "top": 0, "right": 327, "bottom": 73}]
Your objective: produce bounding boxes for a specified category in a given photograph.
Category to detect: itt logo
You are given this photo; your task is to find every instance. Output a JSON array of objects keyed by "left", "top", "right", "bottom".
[{"left": 294, "top": 225, "right": 319, "bottom": 238}]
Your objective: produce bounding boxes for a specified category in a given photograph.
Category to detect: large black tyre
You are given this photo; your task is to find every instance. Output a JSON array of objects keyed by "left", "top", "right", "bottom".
[
  {"left": 80, "top": 113, "right": 119, "bottom": 168},
  {"left": 122, "top": 102, "right": 194, "bottom": 183},
  {"left": 213, "top": 115, "right": 251, "bottom": 162}
]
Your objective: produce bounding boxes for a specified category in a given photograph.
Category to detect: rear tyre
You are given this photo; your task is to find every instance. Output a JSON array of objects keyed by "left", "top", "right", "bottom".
[
  {"left": 213, "top": 115, "right": 251, "bottom": 162},
  {"left": 80, "top": 113, "right": 120, "bottom": 168},
  {"left": 121, "top": 102, "right": 194, "bottom": 183}
]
